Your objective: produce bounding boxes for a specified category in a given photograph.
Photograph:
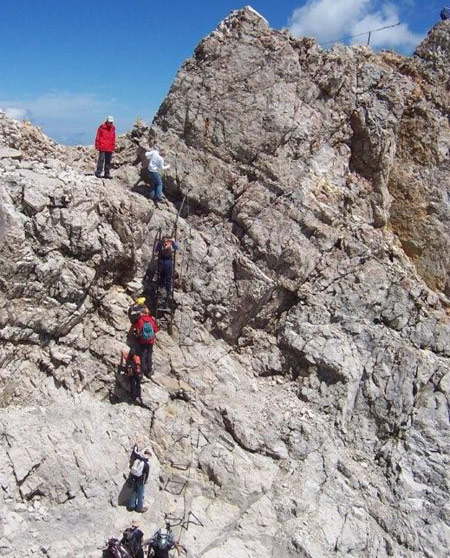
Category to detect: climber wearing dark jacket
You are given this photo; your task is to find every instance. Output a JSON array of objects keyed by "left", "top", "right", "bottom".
[
  {"left": 155, "top": 237, "right": 179, "bottom": 305},
  {"left": 95, "top": 116, "right": 116, "bottom": 178},
  {"left": 128, "top": 444, "right": 151, "bottom": 513}
]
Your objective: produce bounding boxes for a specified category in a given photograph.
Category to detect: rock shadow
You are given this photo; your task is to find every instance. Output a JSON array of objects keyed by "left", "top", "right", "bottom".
[
  {"left": 131, "top": 182, "right": 152, "bottom": 200},
  {"left": 109, "top": 350, "right": 133, "bottom": 404},
  {"left": 118, "top": 475, "right": 133, "bottom": 507}
]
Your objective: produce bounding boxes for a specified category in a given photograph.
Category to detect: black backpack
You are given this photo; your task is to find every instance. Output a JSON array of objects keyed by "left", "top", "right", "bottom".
[
  {"left": 121, "top": 527, "right": 144, "bottom": 558},
  {"left": 104, "top": 539, "right": 132, "bottom": 558}
]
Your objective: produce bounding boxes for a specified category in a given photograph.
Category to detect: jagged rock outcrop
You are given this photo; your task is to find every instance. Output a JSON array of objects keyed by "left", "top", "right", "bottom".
[{"left": 0, "top": 8, "right": 449, "bottom": 558}]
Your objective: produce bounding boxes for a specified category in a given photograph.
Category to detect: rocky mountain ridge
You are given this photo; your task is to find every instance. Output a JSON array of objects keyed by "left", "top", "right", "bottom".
[{"left": 0, "top": 7, "right": 449, "bottom": 558}]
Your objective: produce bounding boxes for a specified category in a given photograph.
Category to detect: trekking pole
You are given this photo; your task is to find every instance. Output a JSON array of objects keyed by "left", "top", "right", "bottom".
[{"left": 154, "top": 228, "right": 162, "bottom": 319}]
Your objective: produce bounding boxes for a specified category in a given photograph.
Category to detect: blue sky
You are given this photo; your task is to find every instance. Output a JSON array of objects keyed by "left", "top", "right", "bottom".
[{"left": 0, "top": 0, "right": 442, "bottom": 145}]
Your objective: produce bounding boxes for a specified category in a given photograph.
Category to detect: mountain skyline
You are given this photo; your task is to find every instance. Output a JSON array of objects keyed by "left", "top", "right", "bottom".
[{"left": 0, "top": 0, "right": 441, "bottom": 145}]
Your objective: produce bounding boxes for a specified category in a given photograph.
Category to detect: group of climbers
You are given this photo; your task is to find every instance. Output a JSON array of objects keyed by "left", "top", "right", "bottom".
[
  {"left": 105, "top": 521, "right": 183, "bottom": 557},
  {"left": 94, "top": 117, "right": 171, "bottom": 205},
  {"left": 103, "top": 440, "right": 185, "bottom": 555},
  {"left": 94, "top": 119, "right": 183, "bottom": 555},
  {"left": 120, "top": 234, "right": 178, "bottom": 405}
]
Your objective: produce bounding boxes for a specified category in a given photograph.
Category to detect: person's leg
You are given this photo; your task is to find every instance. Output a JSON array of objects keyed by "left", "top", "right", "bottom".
[
  {"left": 135, "top": 373, "right": 142, "bottom": 400},
  {"left": 139, "top": 346, "right": 148, "bottom": 376},
  {"left": 128, "top": 479, "right": 137, "bottom": 510},
  {"left": 96, "top": 152, "right": 105, "bottom": 176},
  {"left": 136, "top": 483, "right": 145, "bottom": 511},
  {"left": 154, "top": 173, "right": 163, "bottom": 201},
  {"left": 130, "top": 374, "right": 137, "bottom": 400},
  {"left": 163, "top": 260, "right": 173, "bottom": 297},
  {"left": 104, "top": 152, "right": 112, "bottom": 177},
  {"left": 146, "top": 344, "right": 154, "bottom": 377},
  {"left": 148, "top": 171, "right": 157, "bottom": 199}
]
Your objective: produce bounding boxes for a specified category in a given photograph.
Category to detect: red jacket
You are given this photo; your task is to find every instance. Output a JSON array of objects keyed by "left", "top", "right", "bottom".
[
  {"left": 134, "top": 315, "right": 159, "bottom": 345},
  {"left": 95, "top": 122, "right": 116, "bottom": 152}
]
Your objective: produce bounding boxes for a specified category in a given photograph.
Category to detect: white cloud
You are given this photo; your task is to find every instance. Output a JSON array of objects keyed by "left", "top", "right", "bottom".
[
  {"left": 288, "top": 0, "right": 423, "bottom": 52},
  {"left": 289, "top": 0, "right": 370, "bottom": 43},
  {"left": 350, "top": 4, "right": 422, "bottom": 49},
  {"left": 4, "top": 107, "right": 29, "bottom": 120},
  {"left": 0, "top": 91, "right": 135, "bottom": 145}
]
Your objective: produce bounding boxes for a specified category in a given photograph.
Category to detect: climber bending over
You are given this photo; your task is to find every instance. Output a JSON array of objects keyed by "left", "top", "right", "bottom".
[{"left": 145, "top": 146, "right": 170, "bottom": 203}]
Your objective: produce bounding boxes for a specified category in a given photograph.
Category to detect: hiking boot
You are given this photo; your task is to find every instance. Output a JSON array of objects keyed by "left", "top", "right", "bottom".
[
  {"left": 95, "top": 172, "right": 102, "bottom": 178},
  {"left": 136, "top": 507, "right": 148, "bottom": 513},
  {"left": 104, "top": 174, "right": 112, "bottom": 179}
]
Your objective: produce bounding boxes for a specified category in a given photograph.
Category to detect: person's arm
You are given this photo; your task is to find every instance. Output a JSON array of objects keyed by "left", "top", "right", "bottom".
[
  {"left": 156, "top": 153, "right": 170, "bottom": 171},
  {"left": 95, "top": 127, "right": 101, "bottom": 150},
  {"left": 112, "top": 128, "right": 116, "bottom": 151},
  {"left": 154, "top": 240, "right": 162, "bottom": 254},
  {"left": 172, "top": 241, "right": 179, "bottom": 251},
  {"left": 150, "top": 317, "right": 159, "bottom": 334},
  {"left": 130, "top": 445, "right": 138, "bottom": 461},
  {"left": 144, "top": 461, "right": 150, "bottom": 484}
]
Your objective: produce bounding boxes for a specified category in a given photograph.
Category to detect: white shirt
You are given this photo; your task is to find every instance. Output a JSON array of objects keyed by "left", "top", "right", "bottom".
[{"left": 145, "top": 150, "right": 170, "bottom": 172}]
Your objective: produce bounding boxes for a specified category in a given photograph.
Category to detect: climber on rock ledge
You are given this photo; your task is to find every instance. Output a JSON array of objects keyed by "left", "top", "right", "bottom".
[
  {"left": 95, "top": 116, "right": 116, "bottom": 178},
  {"left": 145, "top": 145, "right": 170, "bottom": 203}
]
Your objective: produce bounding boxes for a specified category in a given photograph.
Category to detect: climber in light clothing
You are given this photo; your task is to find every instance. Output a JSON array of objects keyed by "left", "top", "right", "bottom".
[
  {"left": 128, "top": 442, "right": 151, "bottom": 513},
  {"left": 145, "top": 146, "right": 170, "bottom": 202}
]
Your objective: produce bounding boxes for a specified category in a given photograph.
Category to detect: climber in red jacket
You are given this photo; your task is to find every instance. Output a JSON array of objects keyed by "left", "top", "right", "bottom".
[
  {"left": 133, "top": 306, "right": 159, "bottom": 377},
  {"left": 95, "top": 116, "right": 116, "bottom": 178}
]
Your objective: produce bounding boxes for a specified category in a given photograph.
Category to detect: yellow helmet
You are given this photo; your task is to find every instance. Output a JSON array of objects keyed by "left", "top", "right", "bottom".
[{"left": 136, "top": 297, "right": 146, "bottom": 305}]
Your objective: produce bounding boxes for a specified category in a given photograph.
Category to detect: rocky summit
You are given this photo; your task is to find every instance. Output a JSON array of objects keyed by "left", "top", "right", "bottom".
[{"left": 1, "top": 7, "right": 449, "bottom": 558}]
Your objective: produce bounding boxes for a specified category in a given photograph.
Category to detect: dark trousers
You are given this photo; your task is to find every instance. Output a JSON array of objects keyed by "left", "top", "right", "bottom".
[
  {"left": 139, "top": 344, "right": 154, "bottom": 377},
  {"left": 129, "top": 373, "right": 142, "bottom": 400},
  {"left": 159, "top": 258, "right": 173, "bottom": 296},
  {"left": 125, "top": 349, "right": 142, "bottom": 400},
  {"left": 96, "top": 151, "right": 112, "bottom": 176}
]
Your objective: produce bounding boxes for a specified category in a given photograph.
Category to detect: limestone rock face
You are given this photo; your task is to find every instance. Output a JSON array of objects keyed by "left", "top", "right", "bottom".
[{"left": 0, "top": 8, "right": 449, "bottom": 558}]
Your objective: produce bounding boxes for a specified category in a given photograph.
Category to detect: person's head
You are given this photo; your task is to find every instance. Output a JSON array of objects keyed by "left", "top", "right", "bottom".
[
  {"left": 157, "top": 528, "right": 170, "bottom": 545},
  {"left": 142, "top": 305, "right": 150, "bottom": 315},
  {"left": 143, "top": 448, "right": 151, "bottom": 457},
  {"left": 159, "top": 147, "right": 166, "bottom": 157},
  {"left": 106, "top": 116, "right": 114, "bottom": 127}
]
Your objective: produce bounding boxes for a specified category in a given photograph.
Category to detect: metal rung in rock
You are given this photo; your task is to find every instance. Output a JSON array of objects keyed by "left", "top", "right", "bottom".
[
  {"left": 170, "top": 460, "right": 191, "bottom": 471},
  {"left": 164, "top": 478, "right": 187, "bottom": 495}
]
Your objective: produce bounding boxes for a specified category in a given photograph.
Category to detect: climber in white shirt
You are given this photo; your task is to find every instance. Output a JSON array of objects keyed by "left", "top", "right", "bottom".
[{"left": 145, "top": 146, "right": 170, "bottom": 202}]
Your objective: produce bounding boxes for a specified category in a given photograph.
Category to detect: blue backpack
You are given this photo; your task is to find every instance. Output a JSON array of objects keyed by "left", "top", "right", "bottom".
[{"left": 139, "top": 320, "right": 155, "bottom": 342}]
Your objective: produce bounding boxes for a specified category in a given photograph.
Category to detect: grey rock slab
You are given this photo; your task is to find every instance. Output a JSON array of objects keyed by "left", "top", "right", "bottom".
[{"left": 0, "top": 147, "right": 21, "bottom": 159}]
